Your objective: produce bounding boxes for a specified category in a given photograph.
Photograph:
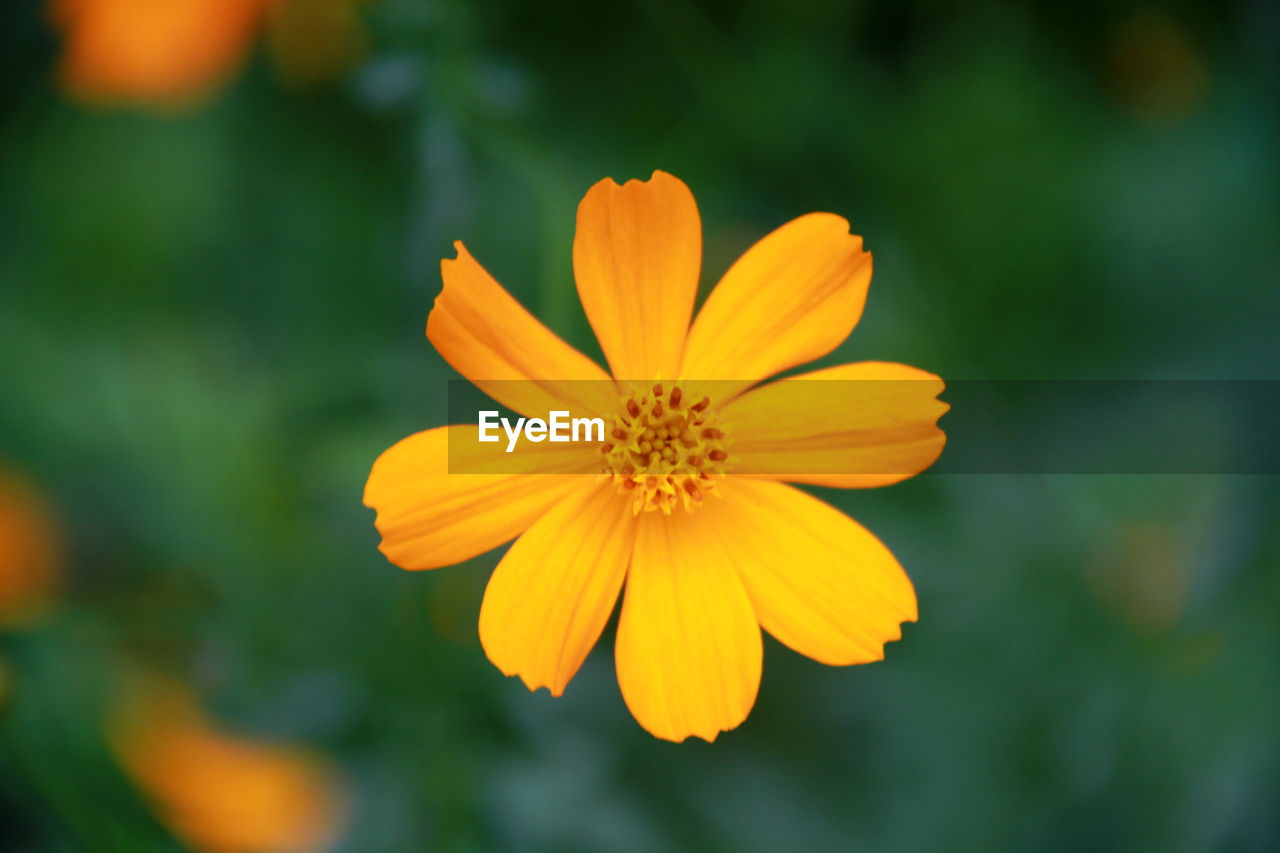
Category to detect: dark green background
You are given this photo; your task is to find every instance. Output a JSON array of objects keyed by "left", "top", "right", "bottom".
[{"left": 2, "top": 0, "right": 1278, "bottom": 850}]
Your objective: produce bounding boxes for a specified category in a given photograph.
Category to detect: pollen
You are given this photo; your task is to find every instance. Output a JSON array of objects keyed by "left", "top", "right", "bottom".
[{"left": 600, "top": 383, "right": 731, "bottom": 515}]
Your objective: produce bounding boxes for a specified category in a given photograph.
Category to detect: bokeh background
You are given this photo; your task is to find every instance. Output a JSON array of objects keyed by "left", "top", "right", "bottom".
[{"left": 2, "top": 0, "right": 1279, "bottom": 850}]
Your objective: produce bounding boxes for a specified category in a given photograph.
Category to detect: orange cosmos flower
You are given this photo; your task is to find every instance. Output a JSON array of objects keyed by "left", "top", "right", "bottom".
[
  {"left": 364, "top": 171, "right": 947, "bottom": 742},
  {"left": 0, "top": 468, "right": 60, "bottom": 629},
  {"left": 111, "top": 675, "right": 346, "bottom": 853},
  {"left": 52, "top": 0, "right": 274, "bottom": 106}
]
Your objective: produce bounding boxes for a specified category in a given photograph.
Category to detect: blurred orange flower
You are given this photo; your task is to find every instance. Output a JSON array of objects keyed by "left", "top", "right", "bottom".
[
  {"left": 52, "top": 0, "right": 273, "bottom": 106},
  {"left": 51, "top": 0, "right": 372, "bottom": 107},
  {"left": 0, "top": 469, "right": 59, "bottom": 628},
  {"left": 111, "top": 675, "right": 346, "bottom": 853}
]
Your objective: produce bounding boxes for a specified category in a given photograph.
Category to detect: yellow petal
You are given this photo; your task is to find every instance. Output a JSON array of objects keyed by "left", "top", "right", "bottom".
[
  {"left": 363, "top": 426, "right": 593, "bottom": 571},
  {"left": 427, "top": 241, "right": 617, "bottom": 418},
  {"left": 723, "top": 362, "right": 948, "bottom": 488},
  {"left": 701, "top": 479, "right": 917, "bottom": 665},
  {"left": 679, "top": 213, "right": 871, "bottom": 399},
  {"left": 573, "top": 171, "right": 701, "bottom": 381},
  {"left": 615, "top": 512, "right": 762, "bottom": 742},
  {"left": 479, "top": 481, "right": 635, "bottom": 696}
]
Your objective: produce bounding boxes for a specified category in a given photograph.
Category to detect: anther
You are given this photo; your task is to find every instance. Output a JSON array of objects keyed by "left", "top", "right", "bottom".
[{"left": 604, "top": 386, "right": 726, "bottom": 514}]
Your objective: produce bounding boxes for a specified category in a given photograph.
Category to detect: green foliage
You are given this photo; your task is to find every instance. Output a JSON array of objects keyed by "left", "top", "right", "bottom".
[{"left": 1, "top": 0, "right": 1277, "bottom": 850}]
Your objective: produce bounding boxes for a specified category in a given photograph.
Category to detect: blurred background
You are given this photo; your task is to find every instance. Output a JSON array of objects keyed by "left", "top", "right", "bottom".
[{"left": 2, "top": 0, "right": 1278, "bottom": 850}]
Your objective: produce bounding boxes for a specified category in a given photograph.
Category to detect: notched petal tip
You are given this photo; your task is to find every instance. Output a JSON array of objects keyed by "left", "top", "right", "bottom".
[
  {"left": 591, "top": 169, "right": 688, "bottom": 192},
  {"left": 515, "top": 673, "right": 569, "bottom": 699},
  {"left": 429, "top": 241, "right": 472, "bottom": 325},
  {"left": 574, "top": 168, "right": 701, "bottom": 381},
  {"left": 488, "top": 650, "right": 571, "bottom": 698},
  {"left": 666, "top": 710, "right": 753, "bottom": 744},
  {"left": 373, "top": 536, "right": 402, "bottom": 568}
]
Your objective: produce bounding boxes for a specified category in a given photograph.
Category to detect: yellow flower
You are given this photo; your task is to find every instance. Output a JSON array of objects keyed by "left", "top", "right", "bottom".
[
  {"left": 364, "top": 171, "right": 947, "bottom": 742},
  {"left": 110, "top": 674, "right": 346, "bottom": 853}
]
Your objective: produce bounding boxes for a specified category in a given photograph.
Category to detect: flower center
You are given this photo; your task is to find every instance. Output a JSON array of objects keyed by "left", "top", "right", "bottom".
[{"left": 600, "top": 383, "right": 731, "bottom": 515}]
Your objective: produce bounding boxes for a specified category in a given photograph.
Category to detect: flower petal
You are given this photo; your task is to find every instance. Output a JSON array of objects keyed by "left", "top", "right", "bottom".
[
  {"left": 700, "top": 479, "right": 917, "bottom": 666},
  {"left": 615, "top": 511, "right": 762, "bottom": 742},
  {"left": 363, "top": 426, "right": 592, "bottom": 570},
  {"left": 723, "top": 362, "right": 948, "bottom": 488},
  {"left": 479, "top": 481, "right": 635, "bottom": 696},
  {"left": 679, "top": 213, "right": 871, "bottom": 399},
  {"left": 573, "top": 171, "right": 701, "bottom": 381},
  {"left": 428, "top": 241, "right": 616, "bottom": 418}
]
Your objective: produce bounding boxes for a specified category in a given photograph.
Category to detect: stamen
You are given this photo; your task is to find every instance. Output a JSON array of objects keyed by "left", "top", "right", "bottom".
[{"left": 602, "top": 383, "right": 731, "bottom": 514}]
